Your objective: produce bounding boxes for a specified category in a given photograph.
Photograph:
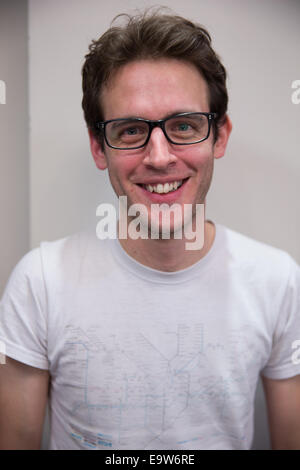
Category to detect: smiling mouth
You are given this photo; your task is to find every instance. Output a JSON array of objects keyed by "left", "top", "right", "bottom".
[{"left": 138, "top": 178, "right": 189, "bottom": 194}]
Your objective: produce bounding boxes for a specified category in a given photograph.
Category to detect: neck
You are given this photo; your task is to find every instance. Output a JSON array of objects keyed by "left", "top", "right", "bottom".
[{"left": 117, "top": 216, "right": 216, "bottom": 272}]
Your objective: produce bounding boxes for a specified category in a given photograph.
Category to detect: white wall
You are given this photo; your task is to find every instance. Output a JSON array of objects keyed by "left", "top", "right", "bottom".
[
  {"left": 1, "top": 0, "right": 299, "bottom": 450},
  {"left": 29, "top": 0, "right": 300, "bottom": 263}
]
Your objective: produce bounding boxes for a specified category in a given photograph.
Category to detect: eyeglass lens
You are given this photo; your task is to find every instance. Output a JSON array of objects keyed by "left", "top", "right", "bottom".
[{"left": 105, "top": 113, "right": 209, "bottom": 148}]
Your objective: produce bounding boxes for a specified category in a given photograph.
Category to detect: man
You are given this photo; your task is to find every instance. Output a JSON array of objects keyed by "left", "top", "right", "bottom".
[{"left": 0, "top": 10, "right": 299, "bottom": 450}]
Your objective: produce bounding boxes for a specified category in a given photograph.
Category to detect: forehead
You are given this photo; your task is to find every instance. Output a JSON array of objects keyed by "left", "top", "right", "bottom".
[{"left": 101, "top": 58, "right": 210, "bottom": 120}]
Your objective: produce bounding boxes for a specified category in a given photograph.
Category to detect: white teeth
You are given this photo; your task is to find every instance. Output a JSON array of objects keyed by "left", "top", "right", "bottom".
[{"left": 144, "top": 180, "right": 183, "bottom": 194}]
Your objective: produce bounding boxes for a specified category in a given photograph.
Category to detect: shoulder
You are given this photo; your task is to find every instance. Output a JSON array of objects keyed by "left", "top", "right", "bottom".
[
  {"left": 221, "top": 224, "right": 298, "bottom": 268},
  {"left": 218, "top": 224, "right": 299, "bottom": 290},
  {"left": 37, "top": 229, "right": 115, "bottom": 287},
  {"left": 38, "top": 227, "right": 111, "bottom": 260},
  {"left": 5, "top": 229, "right": 109, "bottom": 288}
]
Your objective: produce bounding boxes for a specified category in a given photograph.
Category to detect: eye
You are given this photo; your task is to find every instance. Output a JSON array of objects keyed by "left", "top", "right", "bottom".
[
  {"left": 169, "top": 119, "right": 194, "bottom": 134},
  {"left": 108, "top": 121, "right": 148, "bottom": 147},
  {"left": 176, "top": 122, "right": 191, "bottom": 132},
  {"left": 119, "top": 124, "right": 147, "bottom": 140},
  {"left": 123, "top": 127, "right": 141, "bottom": 135}
]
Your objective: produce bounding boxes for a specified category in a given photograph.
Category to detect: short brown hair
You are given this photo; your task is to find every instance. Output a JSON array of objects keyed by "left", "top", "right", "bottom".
[{"left": 82, "top": 9, "right": 228, "bottom": 143}]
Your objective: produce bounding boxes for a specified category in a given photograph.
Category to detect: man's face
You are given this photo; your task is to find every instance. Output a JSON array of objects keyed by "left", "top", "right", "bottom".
[{"left": 90, "top": 58, "right": 231, "bottom": 235}]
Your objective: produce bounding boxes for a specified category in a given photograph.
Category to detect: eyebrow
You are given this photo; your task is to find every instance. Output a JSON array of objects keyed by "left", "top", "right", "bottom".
[
  {"left": 164, "top": 110, "right": 199, "bottom": 119},
  {"left": 111, "top": 110, "right": 201, "bottom": 121}
]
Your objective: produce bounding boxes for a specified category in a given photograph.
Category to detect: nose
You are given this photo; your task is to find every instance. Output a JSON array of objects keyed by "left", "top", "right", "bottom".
[{"left": 142, "top": 127, "right": 177, "bottom": 169}]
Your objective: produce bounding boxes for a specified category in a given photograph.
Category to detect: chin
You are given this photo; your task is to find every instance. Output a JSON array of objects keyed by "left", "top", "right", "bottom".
[{"left": 146, "top": 208, "right": 187, "bottom": 240}]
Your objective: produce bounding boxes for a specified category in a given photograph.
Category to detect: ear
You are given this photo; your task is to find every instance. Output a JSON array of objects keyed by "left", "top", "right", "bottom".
[
  {"left": 88, "top": 128, "right": 108, "bottom": 170},
  {"left": 213, "top": 115, "right": 232, "bottom": 159}
]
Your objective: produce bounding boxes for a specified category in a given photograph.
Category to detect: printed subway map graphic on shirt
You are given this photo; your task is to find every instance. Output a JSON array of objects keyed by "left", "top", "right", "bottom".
[{"left": 61, "top": 322, "right": 259, "bottom": 449}]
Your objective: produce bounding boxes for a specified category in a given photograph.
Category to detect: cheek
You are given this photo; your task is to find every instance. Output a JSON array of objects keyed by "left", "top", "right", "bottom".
[
  {"left": 181, "top": 140, "right": 214, "bottom": 163},
  {"left": 106, "top": 160, "right": 132, "bottom": 189},
  {"left": 187, "top": 150, "right": 214, "bottom": 171}
]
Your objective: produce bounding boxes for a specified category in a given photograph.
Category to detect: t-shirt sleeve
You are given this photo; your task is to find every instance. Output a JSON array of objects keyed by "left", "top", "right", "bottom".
[
  {"left": 0, "top": 247, "right": 49, "bottom": 370},
  {"left": 261, "top": 254, "right": 300, "bottom": 379}
]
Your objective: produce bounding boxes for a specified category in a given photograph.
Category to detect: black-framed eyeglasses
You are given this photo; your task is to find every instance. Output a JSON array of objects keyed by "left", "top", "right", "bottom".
[{"left": 94, "top": 112, "right": 217, "bottom": 150}]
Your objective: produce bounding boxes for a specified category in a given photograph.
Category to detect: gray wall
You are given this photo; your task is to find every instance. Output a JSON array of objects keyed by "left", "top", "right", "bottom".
[{"left": 0, "top": 0, "right": 29, "bottom": 295}]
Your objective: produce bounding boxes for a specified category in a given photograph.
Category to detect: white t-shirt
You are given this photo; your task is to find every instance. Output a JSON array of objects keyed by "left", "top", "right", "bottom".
[{"left": 0, "top": 223, "right": 299, "bottom": 450}]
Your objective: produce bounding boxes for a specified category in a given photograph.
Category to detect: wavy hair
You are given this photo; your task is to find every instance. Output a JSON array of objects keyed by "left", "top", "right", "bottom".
[{"left": 82, "top": 8, "right": 228, "bottom": 143}]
